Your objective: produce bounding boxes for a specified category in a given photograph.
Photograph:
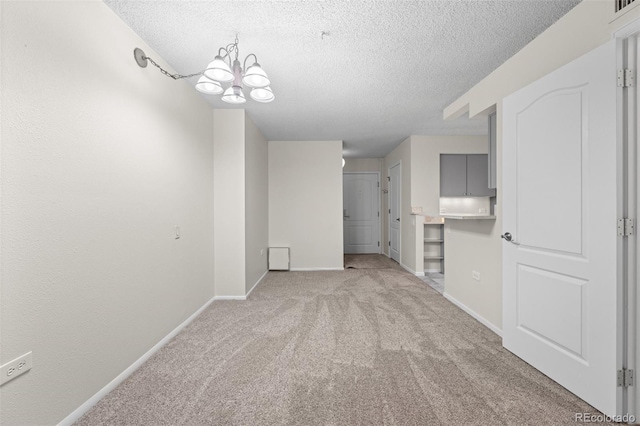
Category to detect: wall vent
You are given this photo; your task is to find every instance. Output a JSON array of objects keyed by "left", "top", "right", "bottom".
[{"left": 616, "top": 0, "right": 636, "bottom": 13}]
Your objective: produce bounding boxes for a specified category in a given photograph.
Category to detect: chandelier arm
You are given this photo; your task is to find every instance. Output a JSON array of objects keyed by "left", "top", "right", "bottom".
[{"left": 243, "top": 53, "right": 258, "bottom": 71}]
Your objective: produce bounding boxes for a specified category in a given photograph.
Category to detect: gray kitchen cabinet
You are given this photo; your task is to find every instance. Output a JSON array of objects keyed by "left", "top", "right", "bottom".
[{"left": 440, "top": 154, "right": 496, "bottom": 197}]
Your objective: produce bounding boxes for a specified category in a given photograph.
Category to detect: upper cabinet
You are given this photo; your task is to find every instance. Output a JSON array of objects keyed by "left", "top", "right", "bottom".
[{"left": 440, "top": 154, "right": 496, "bottom": 197}]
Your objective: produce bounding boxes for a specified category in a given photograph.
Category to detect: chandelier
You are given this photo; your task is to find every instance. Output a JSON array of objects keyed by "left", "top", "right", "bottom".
[{"left": 133, "top": 36, "right": 274, "bottom": 104}]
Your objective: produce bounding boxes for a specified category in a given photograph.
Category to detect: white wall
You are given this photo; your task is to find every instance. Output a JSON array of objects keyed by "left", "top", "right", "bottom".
[
  {"left": 213, "top": 109, "right": 246, "bottom": 297},
  {"left": 1, "top": 2, "right": 215, "bottom": 424},
  {"left": 343, "top": 158, "right": 383, "bottom": 173},
  {"left": 244, "top": 113, "right": 269, "bottom": 293},
  {"left": 269, "top": 140, "right": 343, "bottom": 270}
]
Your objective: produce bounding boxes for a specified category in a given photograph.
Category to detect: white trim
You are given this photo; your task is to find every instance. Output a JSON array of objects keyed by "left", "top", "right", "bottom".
[
  {"left": 443, "top": 292, "right": 502, "bottom": 337},
  {"left": 414, "top": 271, "right": 425, "bottom": 277},
  {"left": 614, "top": 15, "right": 640, "bottom": 38},
  {"left": 57, "top": 294, "right": 217, "bottom": 426},
  {"left": 399, "top": 262, "right": 416, "bottom": 275},
  {"left": 213, "top": 295, "right": 246, "bottom": 301},
  {"left": 246, "top": 269, "right": 268, "bottom": 298},
  {"left": 290, "top": 267, "right": 344, "bottom": 271},
  {"left": 424, "top": 268, "right": 441, "bottom": 273}
]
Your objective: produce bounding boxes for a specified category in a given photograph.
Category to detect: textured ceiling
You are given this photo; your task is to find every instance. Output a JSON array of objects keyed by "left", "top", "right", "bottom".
[{"left": 104, "top": 0, "right": 581, "bottom": 157}]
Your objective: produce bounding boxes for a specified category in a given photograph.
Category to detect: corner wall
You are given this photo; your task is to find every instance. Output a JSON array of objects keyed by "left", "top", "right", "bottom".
[
  {"left": 244, "top": 113, "right": 269, "bottom": 293},
  {"left": 1, "top": 2, "right": 215, "bottom": 424},
  {"left": 268, "top": 140, "right": 344, "bottom": 270},
  {"left": 213, "top": 109, "right": 246, "bottom": 297}
]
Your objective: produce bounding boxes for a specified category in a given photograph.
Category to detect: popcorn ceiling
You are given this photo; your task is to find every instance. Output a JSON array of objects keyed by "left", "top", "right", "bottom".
[{"left": 104, "top": 0, "right": 580, "bottom": 157}]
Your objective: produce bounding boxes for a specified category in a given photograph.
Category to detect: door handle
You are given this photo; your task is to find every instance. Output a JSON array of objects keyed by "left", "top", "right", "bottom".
[
  {"left": 501, "top": 232, "right": 519, "bottom": 245},
  {"left": 396, "top": 218, "right": 400, "bottom": 222}
]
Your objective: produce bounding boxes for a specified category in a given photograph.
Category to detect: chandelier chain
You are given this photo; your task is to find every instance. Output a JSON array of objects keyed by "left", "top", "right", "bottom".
[{"left": 144, "top": 55, "right": 203, "bottom": 80}]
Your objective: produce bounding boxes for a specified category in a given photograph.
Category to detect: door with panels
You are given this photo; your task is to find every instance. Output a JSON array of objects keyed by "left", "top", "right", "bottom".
[
  {"left": 343, "top": 173, "right": 380, "bottom": 254},
  {"left": 502, "top": 39, "right": 624, "bottom": 417}
]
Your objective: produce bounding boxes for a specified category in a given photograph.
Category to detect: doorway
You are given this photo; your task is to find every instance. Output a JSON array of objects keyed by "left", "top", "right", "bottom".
[
  {"left": 343, "top": 173, "right": 380, "bottom": 254},
  {"left": 389, "top": 162, "right": 401, "bottom": 263}
]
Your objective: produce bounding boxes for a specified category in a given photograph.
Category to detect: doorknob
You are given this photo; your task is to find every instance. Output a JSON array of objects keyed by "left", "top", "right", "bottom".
[
  {"left": 501, "top": 232, "right": 519, "bottom": 245},
  {"left": 396, "top": 218, "right": 400, "bottom": 222}
]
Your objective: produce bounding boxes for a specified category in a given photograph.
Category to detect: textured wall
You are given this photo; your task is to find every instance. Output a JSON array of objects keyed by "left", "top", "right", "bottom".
[
  {"left": 268, "top": 141, "right": 343, "bottom": 270},
  {"left": 244, "top": 113, "right": 269, "bottom": 293},
  {"left": 0, "top": 1, "right": 215, "bottom": 424}
]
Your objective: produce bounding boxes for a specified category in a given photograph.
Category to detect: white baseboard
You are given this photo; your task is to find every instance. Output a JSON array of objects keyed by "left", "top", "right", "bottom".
[
  {"left": 414, "top": 271, "right": 425, "bottom": 277},
  {"left": 443, "top": 292, "right": 502, "bottom": 337},
  {"left": 424, "top": 268, "right": 440, "bottom": 273},
  {"left": 400, "top": 262, "right": 417, "bottom": 275},
  {"left": 213, "top": 295, "right": 246, "bottom": 301},
  {"left": 57, "top": 294, "right": 217, "bottom": 426},
  {"left": 290, "top": 267, "right": 344, "bottom": 271},
  {"left": 246, "top": 269, "right": 268, "bottom": 298}
]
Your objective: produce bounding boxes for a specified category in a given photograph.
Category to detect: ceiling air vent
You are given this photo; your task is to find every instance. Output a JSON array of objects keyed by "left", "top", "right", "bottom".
[{"left": 616, "top": 0, "right": 636, "bottom": 13}]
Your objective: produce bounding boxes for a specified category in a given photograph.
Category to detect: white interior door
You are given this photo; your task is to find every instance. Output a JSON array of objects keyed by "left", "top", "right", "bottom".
[
  {"left": 389, "top": 163, "right": 401, "bottom": 263},
  {"left": 343, "top": 173, "right": 380, "bottom": 254},
  {"left": 502, "top": 39, "right": 623, "bottom": 417}
]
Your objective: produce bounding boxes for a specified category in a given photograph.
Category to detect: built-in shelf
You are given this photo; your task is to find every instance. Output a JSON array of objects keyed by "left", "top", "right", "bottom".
[{"left": 423, "top": 222, "right": 444, "bottom": 274}]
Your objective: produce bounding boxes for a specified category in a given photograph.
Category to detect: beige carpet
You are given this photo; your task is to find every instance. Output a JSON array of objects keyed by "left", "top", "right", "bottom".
[
  {"left": 76, "top": 263, "right": 613, "bottom": 425},
  {"left": 344, "top": 253, "right": 402, "bottom": 270}
]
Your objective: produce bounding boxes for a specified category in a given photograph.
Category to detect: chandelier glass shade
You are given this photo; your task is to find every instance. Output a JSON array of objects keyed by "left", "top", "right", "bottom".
[
  {"left": 195, "top": 76, "right": 224, "bottom": 95},
  {"left": 203, "top": 55, "right": 234, "bottom": 83},
  {"left": 250, "top": 86, "right": 275, "bottom": 103},
  {"left": 221, "top": 86, "right": 247, "bottom": 104}
]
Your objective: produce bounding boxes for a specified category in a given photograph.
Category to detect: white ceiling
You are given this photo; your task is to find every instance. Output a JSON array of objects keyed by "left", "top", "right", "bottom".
[{"left": 104, "top": 0, "right": 581, "bottom": 158}]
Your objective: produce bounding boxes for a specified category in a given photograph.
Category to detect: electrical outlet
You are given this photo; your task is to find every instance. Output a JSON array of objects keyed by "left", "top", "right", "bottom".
[
  {"left": 1, "top": 352, "right": 32, "bottom": 386},
  {"left": 440, "top": 207, "right": 447, "bottom": 213},
  {"left": 479, "top": 208, "right": 487, "bottom": 214},
  {"left": 472, "top": 271, "right": 481, "bottom": 281},
  {"left": 175, "top": 226, "right": 180, "bottom": 239}
]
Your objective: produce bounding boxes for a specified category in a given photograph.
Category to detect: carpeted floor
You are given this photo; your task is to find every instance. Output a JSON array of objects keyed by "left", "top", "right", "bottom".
[
  {"left": 76, "top": 258, "right": 613, "bottom": 425},
  {"left": 344, "top": 253, "right": 403, "bottom": 270}
]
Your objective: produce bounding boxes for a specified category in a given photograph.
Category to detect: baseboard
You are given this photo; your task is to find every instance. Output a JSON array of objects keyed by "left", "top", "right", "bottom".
[
  {"left": 245, "top": 269, "right": 268, "bottom": 298},
  {"left": 57, "top": 294, "right": 217, "bottom": 426},
  {"left": 213, "top": 295, "right": 246, "bottom": 301},
  {"left": 399, "top": 262, "right": 417, "bottom": 275},
  {"left": 414, "top": 271, "right": 425, "bottom": 277},
  {"left": 424, "top": 268, "right": 440, "bottom": 273},
  {"left": 443, "top": 292, "right": 502, "bottom": 337},
  {"left": 290, "top": 267, "right": 344, "bottom": 271}
]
